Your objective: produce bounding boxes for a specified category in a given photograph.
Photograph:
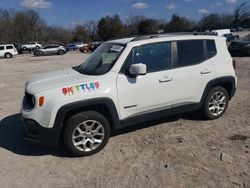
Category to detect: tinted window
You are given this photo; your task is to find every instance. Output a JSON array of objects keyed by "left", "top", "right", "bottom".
[
  {"left": 0, "top": 46, "right": 4, "bottom": 50},
  {"left": 175, "top": 40, "right": 204, "bottom": 67},
  {"left": 133, "top": 42, "right": 171, "bottom": 72},
  {"left": 207, "top": 40, "right": 217, "bottom": 58},
  {"left": 6, "top": 46, "right": 13, "bottom": 49}
]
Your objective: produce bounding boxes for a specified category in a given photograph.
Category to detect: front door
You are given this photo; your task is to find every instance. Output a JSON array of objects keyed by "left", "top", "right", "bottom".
[{"left": 117, "top": 42, "right": 174, "bottom": 120}]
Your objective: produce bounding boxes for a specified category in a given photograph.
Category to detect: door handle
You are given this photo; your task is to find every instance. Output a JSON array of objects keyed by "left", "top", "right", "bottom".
[
  {"left": 159, "top": 77, "right": 173, "bottom": 83},
  {"left": 200, "top": 70, "right": 212, "bottom": 74}
]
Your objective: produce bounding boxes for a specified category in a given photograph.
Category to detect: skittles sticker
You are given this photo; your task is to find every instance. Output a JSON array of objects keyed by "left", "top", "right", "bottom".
[{"left": 62, "top": 81, "right": 100, "bottom": 95}]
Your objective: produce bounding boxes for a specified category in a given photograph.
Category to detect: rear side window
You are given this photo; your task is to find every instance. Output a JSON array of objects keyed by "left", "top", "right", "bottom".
[
  {"left": 175, "top": 40, "right": 204, "bottom": 68},
  {"left": 206, "top": 40, "right": 217, "bottom": 58},
  {"left": 6, "top": 46, "right": 13, "bottom": 49},
  {"left": 0, "top": 46, "right": 4, "bottom": 50}
]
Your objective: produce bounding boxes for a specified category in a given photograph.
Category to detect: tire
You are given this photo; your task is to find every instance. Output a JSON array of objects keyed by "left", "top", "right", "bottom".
[
  {"left": 38, "top": 51, "right": 44, "bottom": 56},
  {"left": 63, "top": 111, "right": 111, "bottom": 156},
  {"left": 202, "top": 86, "right": 229, "bottom": 120},
  {"left": 5, "top": 53, "right": 12, "bottom": 58},
  {"left": 35, "top": 46, "right": 40, "bottom": 49},
  {"left": 58, "top": 50, "right": 65, "bottom": 55}
]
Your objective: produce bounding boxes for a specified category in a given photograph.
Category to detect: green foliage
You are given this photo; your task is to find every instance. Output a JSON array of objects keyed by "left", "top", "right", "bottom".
[
  {"left": 165, "top": 14, "right": 192, "bottom": 32},
  {"left": 97, "top": 15, "right": 124, "bottom": 40},
  {"left": 138, "top": 19, "right": 158, "bottom": 34}
]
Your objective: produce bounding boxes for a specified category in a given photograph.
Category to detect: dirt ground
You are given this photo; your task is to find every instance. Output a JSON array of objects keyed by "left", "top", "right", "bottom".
[{"left": 0, "top": 51, "right": 249, "bottom": 188}]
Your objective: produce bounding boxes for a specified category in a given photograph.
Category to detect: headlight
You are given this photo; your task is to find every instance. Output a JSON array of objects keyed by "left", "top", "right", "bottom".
[{"left": 23, "top": 92, "right": 35, "bottom": 111}]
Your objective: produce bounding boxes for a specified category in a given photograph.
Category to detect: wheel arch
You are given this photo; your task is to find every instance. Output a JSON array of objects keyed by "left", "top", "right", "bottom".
[
  {"left": 53, "top": 98, "right": 121, "bottom": 144},
  {"left": 4, "top": 52, "right": 12, "bottom": 57},
  {"left": 201, "top": 76, "right": 236, "bottom": 104}
]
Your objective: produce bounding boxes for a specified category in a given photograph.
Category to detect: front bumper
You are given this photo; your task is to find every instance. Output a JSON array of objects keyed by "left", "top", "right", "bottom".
[{"left": 21, "top": 116, "right": 61, "bottom": 146}]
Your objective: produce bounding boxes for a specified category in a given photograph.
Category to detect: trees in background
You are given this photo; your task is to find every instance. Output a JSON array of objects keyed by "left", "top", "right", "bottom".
[
  {"left": 0, "top": 2, "right": 249, "bottom": 44},
  {"left": 165, "top": 14, "right": 193, "bottom": 32},
  {"left": 97, "top": 15, "right": 124, "bottom": 40},
  {"left": 233, "top": 2, "right": 250, "bottom": 27}
]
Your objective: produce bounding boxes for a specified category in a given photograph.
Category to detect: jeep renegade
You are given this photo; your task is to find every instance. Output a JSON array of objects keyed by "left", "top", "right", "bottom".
[{"left": 21, "top": 34, "right": 237, "bottom": 156}]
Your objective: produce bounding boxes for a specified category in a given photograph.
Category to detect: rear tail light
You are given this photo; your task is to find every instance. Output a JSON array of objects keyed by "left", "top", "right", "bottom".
[{"left": 232, "top": 59, "right": 236, "bottom": 70}]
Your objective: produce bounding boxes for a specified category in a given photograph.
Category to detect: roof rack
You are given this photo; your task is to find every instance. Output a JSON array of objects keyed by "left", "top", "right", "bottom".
[{"left": 130, "top": 32, "right": 217, "bottom": 42}]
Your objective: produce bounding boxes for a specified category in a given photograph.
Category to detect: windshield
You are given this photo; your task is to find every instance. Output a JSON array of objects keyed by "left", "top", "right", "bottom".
[
  {"left": 76, "top": 43, "right": 124, "bottom": 75},
  {"left": 241, "top": 34, "right": 250, "bottom": 41}
]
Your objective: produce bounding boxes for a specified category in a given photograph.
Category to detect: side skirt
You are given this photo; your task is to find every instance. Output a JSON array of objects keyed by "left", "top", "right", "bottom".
[{"left": 120, "top": 103, "right": 201, "bottom": 128}]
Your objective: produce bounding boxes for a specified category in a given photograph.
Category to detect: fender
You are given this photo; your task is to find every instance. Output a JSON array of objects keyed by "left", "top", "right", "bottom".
[
  {"left": 53, "top": 97, "right": 121, "bottom": 142},
  {"left": 200, "top": 76, "right": 236, "bottom": 104}
]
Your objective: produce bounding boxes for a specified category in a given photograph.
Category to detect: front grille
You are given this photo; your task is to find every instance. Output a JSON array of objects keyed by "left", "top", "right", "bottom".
[{"left": 23, "top": 92, "right": 35, "bottom": 111}]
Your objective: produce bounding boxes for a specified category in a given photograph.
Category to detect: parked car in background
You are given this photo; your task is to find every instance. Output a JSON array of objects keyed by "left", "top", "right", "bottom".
[
  {"left": 79, "top": 42, "right": 102, "bottom": 53},
  {"left": 13, "top": 43, "right": 23, "bottom": 54},
  {"left": 67, "top": 44, "right": 79, "bottom": 51},
  {"left": 22, "top": 42, "right": 42, "bottom": 50},
  {"left": 228, "top": 34, "right": 250, "bottom": 56},
  {"left": 236, "top": 27, "right": 244, "bottom": 31},
  {"left": 211, "top": 29, "right": 238, "bottom": 42},
  {"left": 90, "top": 41, "right": 102, "bottom": 51},
  {"left": 79, "top": 44, "right": 91, "bottom": 53},
  {"left": 0, "top": 44, "right": 18, "bottom": 58},
  {"left": 76, "top": 42, "right": 87, "bottom": 48},
  {"left": 223, "top": 33, "right": 238, "bottom": 42},
  {"left": 33, "top": 45, "right": 66, "bottom": 56},
  {"left": 212, "top": 29, "right": 231, "bottom": 37}
]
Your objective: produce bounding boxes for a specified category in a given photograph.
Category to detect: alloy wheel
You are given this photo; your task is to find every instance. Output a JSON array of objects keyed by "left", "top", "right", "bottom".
[
  {"left": 72, "top": 120, "right": 105, "bottom": 152},
  {"left": 208, "top": 91, "right": 227, "bottom": 116}
]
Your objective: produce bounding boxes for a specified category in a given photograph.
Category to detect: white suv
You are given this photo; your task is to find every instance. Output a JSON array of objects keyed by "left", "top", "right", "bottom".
[
  {"left": 0, "top": 44, "right": 18, "bottom": 58},
  {"left": 21, "top": 34, "right": 237, "bottom": 156},
  {"left": 22, "top": 42, "right": 42, "bottom": 50}
]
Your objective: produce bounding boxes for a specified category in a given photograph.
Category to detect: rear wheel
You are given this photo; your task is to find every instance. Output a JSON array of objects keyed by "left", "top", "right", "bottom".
[
  {"left": 5, "top": 53, "right": 12, "bottom": 58},
  {"left": 202, "top": 86, "right": 229, "bottom": 120},
  {"left": 58, "top": 50, "right": 65, "bottom": 55},
  {"left": 63, "top": 111, "right": 111, "bottom": 156}
]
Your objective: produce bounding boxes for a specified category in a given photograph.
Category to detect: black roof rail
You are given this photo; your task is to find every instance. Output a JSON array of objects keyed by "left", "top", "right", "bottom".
[{"left": 130, "top": 32, "right": 217, "bottom": 42}]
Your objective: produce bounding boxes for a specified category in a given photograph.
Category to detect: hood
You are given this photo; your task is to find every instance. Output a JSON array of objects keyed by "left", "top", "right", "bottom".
[{"left": 26, "top": 68, "right": 95, "bottom": 94}]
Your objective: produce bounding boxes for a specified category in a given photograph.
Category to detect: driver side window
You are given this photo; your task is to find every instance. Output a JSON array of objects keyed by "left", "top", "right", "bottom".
[{"left": 122, "top": 42, "right": 171, "bottom": 73}]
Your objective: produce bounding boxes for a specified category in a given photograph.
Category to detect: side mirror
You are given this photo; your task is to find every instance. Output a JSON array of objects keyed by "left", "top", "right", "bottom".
[{"left": 129, "top": 63, "right": 147, "bottom": 76}]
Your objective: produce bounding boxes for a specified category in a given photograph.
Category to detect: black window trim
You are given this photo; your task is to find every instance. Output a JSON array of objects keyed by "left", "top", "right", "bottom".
[
  {"left": 119, "top": 39, "right": 217, "bottom": 74},
  {"left": 172, "top": 39, "right": 217, "bottom": 70},
  {"left": 206, "top": 39, "right": 217, "bottom": 59},
  {"left": 119, "top": 41, "right": 173, "bottom": 74}
]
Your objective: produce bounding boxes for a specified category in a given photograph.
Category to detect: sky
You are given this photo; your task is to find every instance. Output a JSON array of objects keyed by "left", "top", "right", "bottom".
[{"left": 0, "top": 0, "right": 245, "bottom": 27}]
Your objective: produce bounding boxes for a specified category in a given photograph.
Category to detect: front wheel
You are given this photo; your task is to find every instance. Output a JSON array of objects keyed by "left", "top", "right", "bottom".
[
  {"left": 63, "top": 111, "right": 111, "bottom": 156},
  {"left": 202, "top": 86, "right": 229, "bottom": 120}
]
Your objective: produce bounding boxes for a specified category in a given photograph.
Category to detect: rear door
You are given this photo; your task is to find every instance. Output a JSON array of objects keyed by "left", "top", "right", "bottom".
[
  {"left": 171, "top": 39, "right": 216, "bottom": 105},
  {"left": 6, "top": 45, "right": 14, "bottom": 55}
]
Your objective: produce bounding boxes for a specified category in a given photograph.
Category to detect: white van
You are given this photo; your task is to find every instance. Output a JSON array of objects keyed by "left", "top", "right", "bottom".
[
  {"left": 0, "top": 44, "right": 18, "bottom": 58},
  {"left": 212, "top": 29, "right": 231, "bottom": 36}
]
